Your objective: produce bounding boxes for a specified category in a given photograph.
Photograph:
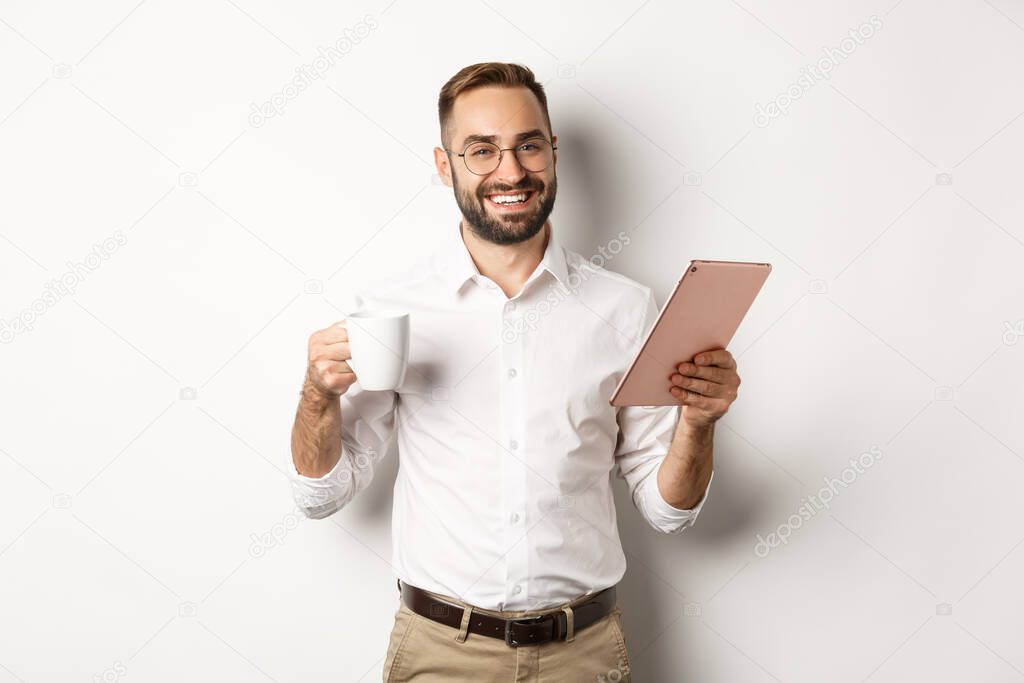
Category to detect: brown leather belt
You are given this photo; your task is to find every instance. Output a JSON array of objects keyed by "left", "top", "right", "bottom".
[{"left": 398, "top": 579, "right": 617, "bottom": 647}]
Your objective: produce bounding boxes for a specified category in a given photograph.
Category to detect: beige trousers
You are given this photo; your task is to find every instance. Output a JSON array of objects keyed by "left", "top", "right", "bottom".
[{"left": 382, "top": 586, "right": 632, "bottom": 683}]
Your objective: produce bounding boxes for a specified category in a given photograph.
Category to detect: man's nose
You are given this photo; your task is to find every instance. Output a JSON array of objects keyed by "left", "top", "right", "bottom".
[{"left": 494, "top": 148, "right": 527, "bottom": 184}]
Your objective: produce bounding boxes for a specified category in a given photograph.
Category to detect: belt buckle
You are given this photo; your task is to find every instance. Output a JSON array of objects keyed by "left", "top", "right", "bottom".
[{"left": 504, "top": 615, "right": 548, "bottom": 647}]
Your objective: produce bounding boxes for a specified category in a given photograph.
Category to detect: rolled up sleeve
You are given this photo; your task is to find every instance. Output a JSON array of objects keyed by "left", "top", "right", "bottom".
[
  {"left": 614, "top": 403, "right": 714, "bottom": 534},
  {"left": 289, "top": 381, "right": 398, "bottom": 520}
]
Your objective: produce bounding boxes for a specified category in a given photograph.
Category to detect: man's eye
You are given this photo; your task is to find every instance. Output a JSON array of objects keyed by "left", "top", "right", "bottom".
[
  {"left": 520, "top": 143, "right": 539, "bottom": 152},
  {"left": 471, "top": 148, "right": 494, "bottom": 157}
]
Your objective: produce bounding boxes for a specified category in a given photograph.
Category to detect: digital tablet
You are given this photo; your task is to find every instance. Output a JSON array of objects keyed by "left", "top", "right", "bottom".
[{"left": 609, "top": 259, "right": 772, "bottom": 407}]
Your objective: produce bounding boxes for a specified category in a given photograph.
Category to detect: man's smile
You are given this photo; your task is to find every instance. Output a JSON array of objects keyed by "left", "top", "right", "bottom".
[{"left": 483, "top": 189, "right": 537, "bottom": 212}]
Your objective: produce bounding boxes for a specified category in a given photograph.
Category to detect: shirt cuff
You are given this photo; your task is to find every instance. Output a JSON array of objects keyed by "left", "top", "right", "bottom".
[
  {"left": 646, "top": 470, "right": 714, "bottom": 533},
  {"left": 289, "top": 444, "right": 353, "bottom": 517},
  {"left": 290, "top": 442, "right": 349, "bottom": 483}
]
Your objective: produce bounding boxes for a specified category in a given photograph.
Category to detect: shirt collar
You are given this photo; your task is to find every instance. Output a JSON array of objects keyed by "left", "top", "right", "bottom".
[{"left": 440, "top": 223, "right": 569, "bottom": 294}]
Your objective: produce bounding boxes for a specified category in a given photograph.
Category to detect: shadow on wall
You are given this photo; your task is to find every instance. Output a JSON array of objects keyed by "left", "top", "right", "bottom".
[
  {"left": 548, "top": 121, "right": 630, "bottom": 251},
  {"left": 612, "top": 441, "right": 771, "bottom": 680}
]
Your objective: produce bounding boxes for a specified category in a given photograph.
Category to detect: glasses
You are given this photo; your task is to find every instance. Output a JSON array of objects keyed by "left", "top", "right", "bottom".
[{"left": 445, "top": 137, "right": 556, "bottom": 176}]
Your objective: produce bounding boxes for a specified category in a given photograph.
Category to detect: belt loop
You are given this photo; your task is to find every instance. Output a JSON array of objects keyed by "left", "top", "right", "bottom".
[
  {"left": 454, "top": 604, "right": 473, "bottom": 643},
  {"left": 561, "top": 606, "right": 575, "bottom": 642}
]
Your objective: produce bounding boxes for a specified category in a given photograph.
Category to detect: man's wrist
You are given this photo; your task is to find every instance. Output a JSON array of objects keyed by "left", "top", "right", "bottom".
[
  {"left": 301, "top": 373, "right": 340, "bottom": 408},
  {"left": 672, "top": 418, "right": 714, "bottom": 455},
  {"left": 678, "top": 418, "right": 715, "bottom": 436}
]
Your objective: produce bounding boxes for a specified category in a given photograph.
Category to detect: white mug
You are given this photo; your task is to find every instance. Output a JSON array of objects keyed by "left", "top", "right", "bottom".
[{"left": 345, "top": 310, "right": 410, "bottom": 391}]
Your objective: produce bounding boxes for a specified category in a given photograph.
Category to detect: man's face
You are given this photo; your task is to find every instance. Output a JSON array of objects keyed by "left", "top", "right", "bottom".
[{"left": 435, "top": 86, "right": 558, "bottom": 245}]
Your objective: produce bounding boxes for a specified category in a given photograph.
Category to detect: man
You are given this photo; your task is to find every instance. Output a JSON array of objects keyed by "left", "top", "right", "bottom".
[{"left": 289, "top": 62, "right": 740, "bottom": 682}]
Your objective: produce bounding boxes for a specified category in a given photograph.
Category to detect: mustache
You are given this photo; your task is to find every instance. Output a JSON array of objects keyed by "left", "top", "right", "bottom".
[{"left": 478, "top": 181, "right": 542, "bottom": 196}]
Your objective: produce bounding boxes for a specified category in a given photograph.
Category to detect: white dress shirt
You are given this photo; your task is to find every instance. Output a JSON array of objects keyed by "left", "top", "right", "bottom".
[{"left": 289, "top": 224, "right": 713, "bottom": 611}]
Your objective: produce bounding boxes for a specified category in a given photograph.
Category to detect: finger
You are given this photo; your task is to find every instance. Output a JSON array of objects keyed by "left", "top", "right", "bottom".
[
  {"left": 694, "top": 349, "right": 735, "bottom": 369},
  {"left": 674, "top": 362, "right": 731, "bottom": 385},
  {"left": 318, "top": 366, "right": 357, "bottom": 394},
  {"left": 313, "top": 321, "right": 349, "bottom": 345},
  {"left": 670, "top": 386, "right": 731, "bottom": 417},
  {"left": 311, "top": 341, "right": 351, "bottom": 363},
  {"left": 669, "top": 385, "right": 715, "bottom": 408},
  {"left": 318, "top": 360, "right": 355, "bottom": 376},
  {"left": 668, "top": 373, "right": 732, "bottom": 398}
]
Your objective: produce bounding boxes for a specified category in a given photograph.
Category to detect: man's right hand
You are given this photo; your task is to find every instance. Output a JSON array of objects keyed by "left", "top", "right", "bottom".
[{"left": 305, "top": 320, "right": 358, "bottom": 399}]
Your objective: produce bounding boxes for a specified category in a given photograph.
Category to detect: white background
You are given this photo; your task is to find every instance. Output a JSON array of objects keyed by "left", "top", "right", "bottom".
[{"left": 2, "top": 1, "right": 1023, "bottom": 681}]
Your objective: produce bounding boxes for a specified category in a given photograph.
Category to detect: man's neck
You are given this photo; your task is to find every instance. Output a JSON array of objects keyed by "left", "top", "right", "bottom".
[{"left": 459, "top": 220, "right": 549, "bottom": 299}]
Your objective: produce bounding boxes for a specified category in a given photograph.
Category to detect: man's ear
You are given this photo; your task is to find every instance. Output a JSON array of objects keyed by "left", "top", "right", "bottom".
[
  {"left": 433, "top": 146, "right": 453, "bottom": 188},
  {"left": 551, "top": 133, "right": 558, "bottom": 167}
]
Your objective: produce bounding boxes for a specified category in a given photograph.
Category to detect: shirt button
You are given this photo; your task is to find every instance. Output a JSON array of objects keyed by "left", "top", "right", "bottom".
[
  {"left": 509, "top": 440, "right": 518, "bottom": 450},
  {"left": 506, "top": 301, "right": 517, "bottom": 312},
  {"left": 507, "top": 368, "right": 517, "bottom": 378},
  {"left": 512, "top": 584, "right": 522, "bottom": 594},
  {"left": 510, "top": 512, "right": 520, "bottom": 523}
]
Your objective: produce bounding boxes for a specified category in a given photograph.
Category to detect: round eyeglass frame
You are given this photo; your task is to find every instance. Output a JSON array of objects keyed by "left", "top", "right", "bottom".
[{"left": 444, "top": 137, "right": 557, "bottom": 176}]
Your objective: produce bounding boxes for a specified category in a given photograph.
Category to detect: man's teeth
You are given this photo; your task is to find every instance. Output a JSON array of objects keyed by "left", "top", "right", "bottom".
[{"left": 489, "top": 192, "right": 529, "bottom": 204}]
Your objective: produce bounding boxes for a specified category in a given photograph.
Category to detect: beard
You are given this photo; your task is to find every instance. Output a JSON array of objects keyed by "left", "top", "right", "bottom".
[{"left": 452, "top": 172, "right": 557, "bottom": 246}]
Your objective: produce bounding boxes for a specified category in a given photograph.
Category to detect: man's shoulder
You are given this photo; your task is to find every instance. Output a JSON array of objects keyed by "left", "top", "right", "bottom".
[
  {"left": 561, "top": 246, "right": 657, "bottom": 347},
  {"left": 563, "top": 246, "right": 654, "bottom": 306}
]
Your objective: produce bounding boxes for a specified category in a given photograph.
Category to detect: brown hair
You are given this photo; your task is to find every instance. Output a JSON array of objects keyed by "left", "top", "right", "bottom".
[{"left": 438, "top": 62, "right": 552, "bottom": 148}]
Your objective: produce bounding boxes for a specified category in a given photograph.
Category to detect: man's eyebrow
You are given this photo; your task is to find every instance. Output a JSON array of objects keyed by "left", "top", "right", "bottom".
[{"left": 460, "top": 129, "right": 548, "bottom": 147}]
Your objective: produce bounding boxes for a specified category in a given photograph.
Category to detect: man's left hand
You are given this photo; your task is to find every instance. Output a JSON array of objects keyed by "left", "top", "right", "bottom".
[{"left": 668, "top": 348, "right": 740, "bottom": 429}]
